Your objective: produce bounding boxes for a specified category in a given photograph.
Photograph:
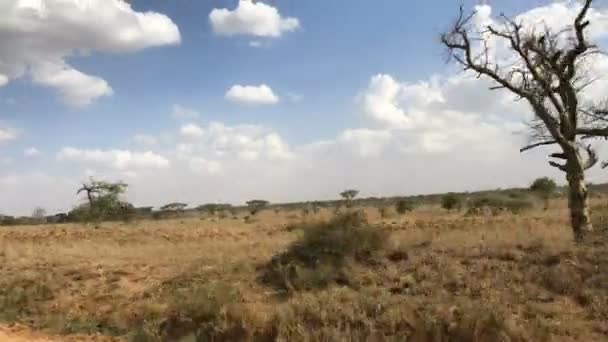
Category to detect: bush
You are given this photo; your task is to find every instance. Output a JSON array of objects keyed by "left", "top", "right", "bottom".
[
  {"left": 467, "top": 196, "right": 533, "bottom": 215},
  {"left": 395, "top": 199, "right": 416, "bottom": 214},
  {"left": 260, "top": 211, "right": 388, "bottom": 292},
  {"left": 530, "top": 177, "right": 557, "bottom": 209},
  {"left": 441, "top": 193, "right": 462, "bottom": 211},
  {"left": 161, "top": 281, "right": 256, "bottom": 341}
]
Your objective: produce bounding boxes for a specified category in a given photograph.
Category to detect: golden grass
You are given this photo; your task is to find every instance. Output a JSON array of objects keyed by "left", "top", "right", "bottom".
[{"left": 0, "top": 200, "right": 606, "bottom": 341}]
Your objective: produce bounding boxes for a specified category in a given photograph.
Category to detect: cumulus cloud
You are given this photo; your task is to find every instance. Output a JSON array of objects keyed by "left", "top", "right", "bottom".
[
  {"left": 175, "top": 121, "right": 293, "bottom": 162},
  {"left": 24, "top": 147, "right": 41, "bottom": 157},
  {"left": 225, "top": 84, "right": 279, "bottom": 105},
  {"left": 0, "top": 126, "right": 18, "bottom": 143},
  {"left": 0, "top": 0, "right": 180, "bottom": 106},
  {"left": 360, "top": 73, "right": 525, "bottom": 155},
  {"left": 58, "top": 147, "right": 170, "bottom": 170},
  {"left": 180, "top": 123, "right": 205, "bottom": 139},
  {"left": 209, "top": 0, "right": 299, "bottom": 37},
  {"left": 31, "top": 61, "right": 113, "bottom": 107}
]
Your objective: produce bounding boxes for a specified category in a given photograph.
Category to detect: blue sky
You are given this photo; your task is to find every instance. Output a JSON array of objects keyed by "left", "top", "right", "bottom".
[{"left": 1, "top": 0, "right": 607, "bottom": 215}]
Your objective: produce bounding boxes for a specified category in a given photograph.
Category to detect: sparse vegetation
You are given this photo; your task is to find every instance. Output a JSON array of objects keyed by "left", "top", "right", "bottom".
[
  {"left": 467, "top": 195, "right": 534, "bottom": 215},
  {"left": 1, "top": 199, "right": 606, "bottom": 341}
]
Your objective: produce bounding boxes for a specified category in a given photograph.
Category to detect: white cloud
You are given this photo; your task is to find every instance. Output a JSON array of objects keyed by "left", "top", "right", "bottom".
[
  {"left": 171, "top": 104, "right": 200, "bottom": 119},
  {"left": 360, "top": 73, "right": 526, "bottom": 155},
  {"left": 225, "top": 84, "right": 279, "bottom": 105},
  {"left": 24, "top": 147, "right": 40, "bottom": 157},
  {"left": 336, "top": 129, "right": 393, "bottom": 158},
  {"left": 249, "top": 40, "right": 263, "bottom": 47},
  {"left": 0, "top": 127, "right": 18, "bottom": 143},
  {"left": 132, "top": 134, "right": 158, "bottom": 146},
  {"left": 31, "top": 61, "right": 113, "bottom": 107},
  {"left": 209, "top": 0, "right": 299, "bottom": 38},
  {"left": 0, "top": 0, "right": 180, "bottom": 106},
  {"left": 58, "top": 147, "right": 170, "bottom": 170},
  {"left": 180, "top": 123, "right": 205, "bottom": 139},
  {"left": 175, "top": 121, "right": 293, "bottom": 162}
]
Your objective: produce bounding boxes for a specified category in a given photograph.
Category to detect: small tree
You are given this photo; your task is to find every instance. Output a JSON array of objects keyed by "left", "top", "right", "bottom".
[
  {"left": 247, "top": 200, "right": 269, "bottom": 216},
  {"left": 31, "top": 207, "right": 47, "bottom": 219},
  {"left": 76, "top": 179, "right": 128, "bottom": 222},
  {"left": 441, "top": 193, "right": 462, "bottom": 211},
  {"left": 441, "top": 0, "right": 606, "bottom": 242},
  {"left": 530, "top": 177, "right": 557, "bottom": 210},
  {"left": 340, "top": 189, "right": 359, "bottom": 208}
]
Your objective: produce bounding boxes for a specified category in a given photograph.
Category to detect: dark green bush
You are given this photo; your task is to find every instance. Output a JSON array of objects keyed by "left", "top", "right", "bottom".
[
  {"left": 441, "top": 193, "right": 462, "bottom": 211},
  {"left": 260, "top": 211, "right": 388, "bottom": 292},
  {"left": 395, "top": 199, "right": 416, "bottom": 214}
]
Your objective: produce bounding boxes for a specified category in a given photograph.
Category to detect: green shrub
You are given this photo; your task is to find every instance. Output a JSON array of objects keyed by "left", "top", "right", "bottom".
[
  {"left": 530, "top": 177, "right": 557, "bottom": 209},
  {"left": 260, "top": 211, "right": 388, "bottom": 292},
  {"left": 441, "top": 193, "right": 462, "bottom": 211},
  {"left": 395, "top": 199, "right": 416, "bottom": 214}
]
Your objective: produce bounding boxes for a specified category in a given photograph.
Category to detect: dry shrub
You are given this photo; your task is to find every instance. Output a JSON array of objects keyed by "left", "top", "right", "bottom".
[
  {"left": 272, "top": 288, "right": 525, "bottom": 342},
  {"left": 160, "top": 281, "right": 268, "bottom": 342},
  {"left": 260, "top": 211, "right": 388, "bottom": 292},
  {"left": 0, "top": 275, "right": 56, "bottom": 322}
]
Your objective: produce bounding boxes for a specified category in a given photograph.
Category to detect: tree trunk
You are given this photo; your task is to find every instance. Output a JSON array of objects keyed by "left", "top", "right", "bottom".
[{"left": 566, "top": 163, "right": 593, "bottom": 243}]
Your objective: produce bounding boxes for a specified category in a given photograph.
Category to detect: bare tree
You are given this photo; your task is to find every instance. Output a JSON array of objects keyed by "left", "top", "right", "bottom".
[
  {"left": 32, "top": 207, "right": 46, "bottom": 219},
  {"left": 441, "top": 0, "right": 606, "bottom": 242}
]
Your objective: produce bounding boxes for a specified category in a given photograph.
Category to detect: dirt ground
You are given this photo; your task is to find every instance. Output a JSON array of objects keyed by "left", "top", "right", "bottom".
[{"left": 0, "top": 202, "right": 606, "bottom": 341}]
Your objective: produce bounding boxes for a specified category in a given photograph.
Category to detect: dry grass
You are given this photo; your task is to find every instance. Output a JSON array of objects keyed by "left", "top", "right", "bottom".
[{"left": 0, "top": 200, "right": 606, "bottom": 341}]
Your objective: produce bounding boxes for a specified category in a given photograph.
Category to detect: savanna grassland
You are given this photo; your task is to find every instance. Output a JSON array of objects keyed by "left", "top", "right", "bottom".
[{"left": 0, "top": 198, "right": 607, "bottom": 341}]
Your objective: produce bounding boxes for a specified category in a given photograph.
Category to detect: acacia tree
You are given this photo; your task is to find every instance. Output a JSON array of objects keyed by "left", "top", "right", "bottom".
[
  {"left": 441, "top": 0, "right": 606, "bottom": 242},
  {"left": 76, "top": 179, "right": 128, "bottom": 221},
  {"left": 340, "top": 189, "right": 359, "bottom": 208},
  {"left": 160, "top": 202, "right": 188, "bottom": 211},
  {"left": 246, "top": 200, "right": 269, "bottom": 216}
]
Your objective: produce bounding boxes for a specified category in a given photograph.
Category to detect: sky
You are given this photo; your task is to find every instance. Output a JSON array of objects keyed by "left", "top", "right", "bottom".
[{"left": 1, "top": 0, "right": 608, "bottom": 215}]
